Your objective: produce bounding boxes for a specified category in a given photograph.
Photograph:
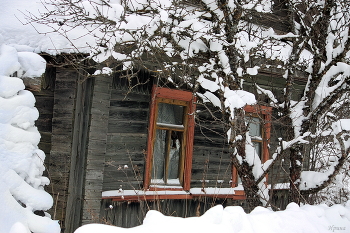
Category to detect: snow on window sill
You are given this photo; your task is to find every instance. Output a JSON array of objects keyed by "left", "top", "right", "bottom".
[
  {"left": 268, "top": 183, "right": 290, "bottom": 190},
  {"left": 102, "top": 186, "right": 246, "bottom": 201},
  {"left": 151, "top": 179, "right": 181, "bottom": 185}
]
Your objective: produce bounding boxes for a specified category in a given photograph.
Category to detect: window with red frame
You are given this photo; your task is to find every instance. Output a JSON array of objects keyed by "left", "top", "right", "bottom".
[
  {"left": 232, "top": 105, "right": 272, "bottom": 187},
  {"left": 144, "top": 86, "right": 196, "bottom": 191}
]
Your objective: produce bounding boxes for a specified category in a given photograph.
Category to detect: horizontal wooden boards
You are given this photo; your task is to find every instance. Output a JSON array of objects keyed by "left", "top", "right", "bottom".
[
  {"left": 103, "top": 89, "right": 150, "bottom": 191},
  {"left": 108, "top": 120, "right": 148, "bottom": 134},
  {"left": 101, "top": 197, "right": 246, "bottom": 228},
  {"left": 103, "top": 132, "right": 147, "bottom": 191},
  {"left": 108, "top": 90, "right": 150, "bottom": 135}
]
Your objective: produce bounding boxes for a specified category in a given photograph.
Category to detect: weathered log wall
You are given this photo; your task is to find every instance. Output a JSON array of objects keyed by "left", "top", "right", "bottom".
[
  {"left": 100, "top": 197, "right": 247, "bottom": 228},
  {"left": 103, "top": 89, "right": 150, "bottom": 191},
  {"left": 31, "top": 67, "right": 294, "bottom": 232},
  {"left": 81, "top": 74, "right": 112, "bottom": 226},
  {"left": 102, "top": 82, "right": 232, "bottom": 192},
  {"left": 48, "top": 67, "right": 79, "bottom": 230},
  {"left": 100, "top": 189, "right": 289, "bottom": 228},
  {"left": 65, "top": 71, "right": 94, "bottom": 232}
]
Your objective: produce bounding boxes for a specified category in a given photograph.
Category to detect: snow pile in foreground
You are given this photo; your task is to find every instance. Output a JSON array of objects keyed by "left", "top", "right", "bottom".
[
  {"left": 0, "top": 39, "right": 60, "bottom": 232},
  {"left": 75, "top": 203, "right": 350, "bottom": 233}
]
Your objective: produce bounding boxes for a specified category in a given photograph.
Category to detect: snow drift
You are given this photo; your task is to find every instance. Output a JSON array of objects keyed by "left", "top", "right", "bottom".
[{"left": 75, "top": 203, "right": 350, "bottom": 233}]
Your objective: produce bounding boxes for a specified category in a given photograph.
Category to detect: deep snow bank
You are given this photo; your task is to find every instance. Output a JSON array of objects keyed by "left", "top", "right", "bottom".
[{"left": 75, "top": 203, "right": 350, "bottom": 233}]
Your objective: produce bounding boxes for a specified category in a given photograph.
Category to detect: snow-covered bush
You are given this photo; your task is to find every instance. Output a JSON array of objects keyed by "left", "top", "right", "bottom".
[{"left": 0, "top": 37, "right": 60, "bottom": 233}]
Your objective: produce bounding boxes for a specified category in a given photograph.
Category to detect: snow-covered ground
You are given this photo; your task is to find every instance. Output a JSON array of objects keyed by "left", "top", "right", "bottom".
[{"left": 75, "top": 203, "right": 350, "bottom": 233}]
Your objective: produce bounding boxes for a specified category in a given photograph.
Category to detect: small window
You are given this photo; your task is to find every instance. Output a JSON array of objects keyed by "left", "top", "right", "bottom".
[
  {"left": 232, "top": 105, "right": 271, "bottom": 187},
  {"left": 246, "top": 115, "right": 263, "bottom": 160},
  {"left": 144, "top": 86, "right": 196, "bottom": 190}
]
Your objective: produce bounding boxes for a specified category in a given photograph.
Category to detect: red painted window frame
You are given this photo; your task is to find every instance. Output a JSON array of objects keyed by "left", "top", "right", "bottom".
[
  {"left": 231, "top": 105, "right": 272, "bottom": 187},
  {"left": 144, "top": 86, "right": 196, "bottom": 191}
]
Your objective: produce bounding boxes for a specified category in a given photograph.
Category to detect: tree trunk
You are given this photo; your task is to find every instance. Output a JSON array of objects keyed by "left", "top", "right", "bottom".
[
  {"left": 288, "top": 145, "right": 303, "bottom": 204},
  {"left": 231, "top": 108, "right": 263, "bottom": 211},
  {"left": 238, "top": 161, "right": 263, "bottom": 211}
]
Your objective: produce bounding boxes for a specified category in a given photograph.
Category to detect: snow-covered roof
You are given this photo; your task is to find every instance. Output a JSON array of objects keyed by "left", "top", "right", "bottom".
[{"left": 0, "top": 0, "right": 92, "bottom": 54}]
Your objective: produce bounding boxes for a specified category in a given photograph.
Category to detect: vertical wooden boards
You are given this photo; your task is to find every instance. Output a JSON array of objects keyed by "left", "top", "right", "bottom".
[
  {"left": 81, "top": 75, "right": 112, "bottom": 226},
  {"left": 65, "top": 73, "right": 94, "bottom": 233},
  {"left": 49, "top": 68, "right": 78, "bottom": 228}
]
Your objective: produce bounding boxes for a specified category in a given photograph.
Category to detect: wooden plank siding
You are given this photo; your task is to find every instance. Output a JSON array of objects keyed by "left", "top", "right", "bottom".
[
  {"left": 29, "top": 64, "right": 293, "bottom": 231},
  {"left": 33, "top": 90, "right": 54, "bottom": 167},
  {"left": 81, "top": 74, "right": 113, "bottom": 226},
  {"left": 31, "top": 65, "right": 55, "bottom": 159},
  {"left": 103, "top": 89, "right": 150, "bottom": 191},
  {"left": 100, "top": 83, "right": 237, "bottom": 228},
  {"left": 64, "top": 73, "right": 94, "bottom": 233},
  {"left": 191, "top": 104, "right": 232, "bottom": 189},
  {"left": 102, "top": 86, "right": 232, "bottom": 192},
  {"left": 99, "top": 189, "right": 288, "bottom": 228},
  {"left": 100, "top": 198, "right": 247, "bottom": 228},
  {"left": 48, "top": 67, "right": 78, "bottom": 229}
]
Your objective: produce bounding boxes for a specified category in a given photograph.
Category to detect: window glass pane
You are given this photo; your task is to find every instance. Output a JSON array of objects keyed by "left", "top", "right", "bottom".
[
  {"left": 152, "top": 129, "right": 182, "bottom": 182},
  {"left": 252, "top": 141, "right": 262, "bottom": 159},
  {"left": 167, "top": 131, "right": 181, "bottom": 180},
  {"left": 246, "top": 117, "right": 261, "bottom": 137},
  {"left": 152, "top": 129, "right": 166, "bottom": 180},
  {"left": 157, "top": 103, "right": 184, "bottom": 125}
]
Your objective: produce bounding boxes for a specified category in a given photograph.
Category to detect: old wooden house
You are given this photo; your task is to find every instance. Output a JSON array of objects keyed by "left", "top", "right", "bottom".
[
  {"left": 18, "top": 1, "right": 305, "bottom": 232},
  {"left": 27, "top": 51, "right": 305, "bottom": 233}
]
